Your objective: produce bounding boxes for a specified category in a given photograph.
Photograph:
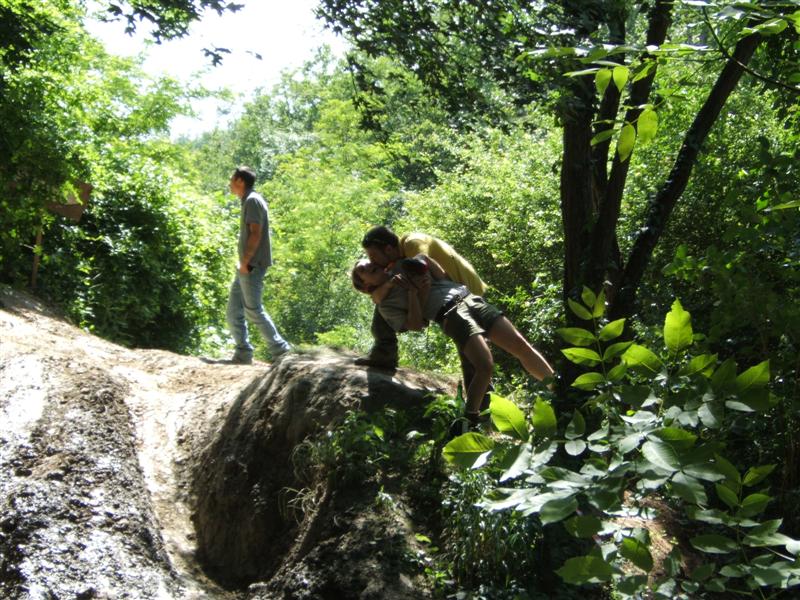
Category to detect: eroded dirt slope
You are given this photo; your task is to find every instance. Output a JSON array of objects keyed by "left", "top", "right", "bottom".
[{"left": 0, "top": 288, "right": 448, "bottom": 599}]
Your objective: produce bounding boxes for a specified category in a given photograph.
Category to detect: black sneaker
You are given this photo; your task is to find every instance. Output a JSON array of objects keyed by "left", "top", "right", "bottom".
[
  {"left": 231, "top": 353, "right": 253, "bottom": 365},
  {"left": 354, "top": 354, "right": 398, "bottom": 369}
]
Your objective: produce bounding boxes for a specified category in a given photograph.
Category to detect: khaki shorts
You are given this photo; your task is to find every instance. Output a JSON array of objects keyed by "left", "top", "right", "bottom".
[{"left": 441, "top": 295, "right": 504, "bottom": 349}]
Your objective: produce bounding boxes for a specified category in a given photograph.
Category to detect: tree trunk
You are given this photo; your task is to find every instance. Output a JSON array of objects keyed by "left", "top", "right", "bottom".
[{"left": 610, "top": 32, "right": 762, "bottom": 320}]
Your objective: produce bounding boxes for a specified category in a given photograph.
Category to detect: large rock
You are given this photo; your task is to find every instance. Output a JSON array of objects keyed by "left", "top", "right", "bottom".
[{"left": 0, "top": 287, "right": 449, "bottom": 599}]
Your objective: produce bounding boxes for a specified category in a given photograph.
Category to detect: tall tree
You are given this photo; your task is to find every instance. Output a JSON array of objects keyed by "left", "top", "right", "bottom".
[{"left": 318, "top": 0, "right": 800, "bottom": 321}]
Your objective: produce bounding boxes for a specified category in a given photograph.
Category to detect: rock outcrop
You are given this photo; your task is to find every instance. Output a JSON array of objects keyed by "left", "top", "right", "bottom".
[{"left": 0, "top": 287, "right": 450, "bottom": 599}]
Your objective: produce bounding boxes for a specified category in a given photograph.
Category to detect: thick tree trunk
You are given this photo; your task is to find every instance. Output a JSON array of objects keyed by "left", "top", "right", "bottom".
[
  {"left": 584, "top": 0, "right": 673, "bottom": 296},
  {"left": 609, "top": 32, "right": 762, "bottom": 320},
  {"left": 560, "top": 80, "right": 595, "bottom": 306}
]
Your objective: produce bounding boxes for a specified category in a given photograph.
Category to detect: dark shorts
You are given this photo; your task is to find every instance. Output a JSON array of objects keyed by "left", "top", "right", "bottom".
[{"left": 441, "top": 295, "right": 504, "bottom": 349}]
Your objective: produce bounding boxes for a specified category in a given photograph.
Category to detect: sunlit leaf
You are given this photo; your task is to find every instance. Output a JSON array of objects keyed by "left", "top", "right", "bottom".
[
  {"left": 443, "top": 432, "right": 495, "bottom": 468},
  {"left": 562, "top": 347, "right": 603, "bottom": 366},
  {"left": 664, "top": 299, "right": 692, "bottom": 356},
  {"left": 556, "top": 327, "right": 597, "bottom": 346},
  {"left": 571, "top": 372, "right": 606, "bottom": 390},
  {"left": 622, "top": 344, "right": 663, "bottom": 375},
  {"left": 532, "top": 398, "right": 557, "bottom": 437},
  {"left": 556, "top": 556, "right": 614, "bottom": 584},
  {"left": 490, "top": 394, "right": 529, "bottom": 441},
  {"left": 616, "top": 123, "right": 636, "bottom": 162},
  {"left": 612, "top": 65, "right": 629, "bottom": 91},
  {"left": 599, "top": 318, "right": 625, "bottom": 341},
  {"left": 690, "top": 534, "right": 738, "bottom": 554},
  {"left": 540, "top": 495, "right": 578, "bottom": 524},
  {"left": 637, "top": 108, "right": 658, "bottom": 143},
  {"left": 595, "top": 68, "right": 612, "bottom": 96},
  {"left": 568, "top": 298, "right": 593, "bottom": 321},
  {"left": 742, "top": 464, "right": 776, "bottom": 487}
]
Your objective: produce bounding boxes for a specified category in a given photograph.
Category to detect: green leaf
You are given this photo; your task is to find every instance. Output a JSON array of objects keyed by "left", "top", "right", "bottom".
[
  {"left": 571, "top": 372, "right": 606, "bottom": 390},
  {"left": 715, "top": 483, "right": 739, "bottom": 509},
  {"left": 738, "top": 493, "right": 770, "bottom": 518},
  {"left": 562, "top": 347, "right": 603, "bottom": 366},
  {"left": 664, "top": 299, "right": 693, "bottom": 356},
  {"left": 642, "top": 440, "right": 680, "bottom": 472},
  {"left": 540, "top": 495, "right": 579, "bottom": 524},
  {"left": 607, "top": 362, "right": 628, "bottom": 382},
  {"left": 690, "top": 534, "right": 738, "bottom": 554},
  {"left": 568, "top": 298, "right": 593, "bottom": 321},
  {"left": 564, "top": 515, "right": 603, "bottom": 538},
  {"left": 679, "top": 353, "right": 717, "bottom": 377},
  {"left": 623, "top": 344, "right": 663, "bottom": 375},
  {"left": 598, "top": 318, "right": 625, "bottom": 341},
  {"left": 489, "top": 394, "right": 529, "bottom": 442},
  {"left": 591, "top": 128, "right": 616, "bottom": 146},
  {"left": 682, "top": 462, "right": 725, "bottom": 482},
  {"left": 742, "top": 464, "right": 776, "bottom": 487},
  {"left": 565, "top": 439, "right": 587, "bottom": 456},
  {"left": 532, "top": 398, "right": 557, "bottom": 438},
  {"left": 556, "top": 327, "right": 597, "bottom": 346},
  {"left": 592, "top": 289, "right": 606, "bottom": 318},
  {"left": 603, "top": 341, "right": 633, "bottom": 361},
  {"left": 616, "top": 123, "right": 636, "bottom": 162},
  {"left": 750, "top": 17, "right": 789, "bottom": 36},
  {"left": 698, "top": 400, "right": 723, "bottom": 429},
  {"left": 620, "top": 537, "right": 653, "bottom": 572},
  {"left": 556, "top": 556, "right": 614, "bottom": 584},
  {"left": 652, "top": 427, "right": 697, "bottom": 450},
  {"left": 581, "top": 286, "right": 596, "bottom": 309},
  {"left": 443, "top": 432, "right": 495, "bottom": 468},
  {"left": 595, "top": 68, "right": 612, "bottom": 96},
  {"left": 711, "top": 358, "right": 737, "bottom": 394},
  {"left": 714, "top": 454, "right": 742, "bottom": 490},
  {"left": 566, "top": 410, "right": 586, "bottom": 438},
  {"left": 735, "top": 360, "right": 770, "bottom": 394},
  {"left": 612, "top": 65, "right": 629, "bottom": 91},
  {"left": 691, "top": 563, "right": 715, "bottom": 581},
  {"left": 671, "top": 472, "right": 708, "bottom": 505},
  {"left": 743, "top": 531, "right": 797, "bottom": 549},
  {"left": 637, "top": 108, "right": 658, "bottom": 144},
  {"left": 565, "top": 67, "right": 601, "bottom": 77}
]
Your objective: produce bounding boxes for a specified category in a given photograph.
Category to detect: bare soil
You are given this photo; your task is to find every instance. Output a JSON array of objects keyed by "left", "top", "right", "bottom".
[{"left": 0, "top": 287, "right": 449, "bottom": 599}]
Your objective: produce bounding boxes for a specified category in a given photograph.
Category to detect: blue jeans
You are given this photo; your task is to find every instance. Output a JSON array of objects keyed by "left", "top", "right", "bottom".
[{"left": 226, "top": 266, "right": 290, "bottom": 358}]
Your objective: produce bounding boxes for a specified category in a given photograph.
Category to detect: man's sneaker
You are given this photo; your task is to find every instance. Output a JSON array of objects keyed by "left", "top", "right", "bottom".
[
  {"left": 354, "top": 352, "right": 398, "bottom": 369},
  {"left": 231, "top": 353, "right": 253, "bottom": 365},
  {"left": 271, "top": 346, "right": 292, "bottom": 361}
]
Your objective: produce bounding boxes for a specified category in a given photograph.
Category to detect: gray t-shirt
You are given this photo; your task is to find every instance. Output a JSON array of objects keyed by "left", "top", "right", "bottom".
[
  {"left": 238, "top": 190, "right": 273, "bottom": 268},
  {"left": 378, "top": 276, "right": 467, "bottom": 332}
]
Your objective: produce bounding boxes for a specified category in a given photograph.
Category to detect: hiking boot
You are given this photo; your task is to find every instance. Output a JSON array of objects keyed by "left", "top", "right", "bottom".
[
  {"left": 354, "top": 351, "right": 398, "bottom": 370},
  {"left": 271, "top": 345, "right": 292, "bottom": 361},
  {"left": 231, "top": 353, "right": 253, "bottom": 365}
]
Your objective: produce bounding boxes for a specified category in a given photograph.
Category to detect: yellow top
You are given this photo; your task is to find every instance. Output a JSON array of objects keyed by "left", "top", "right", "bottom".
[{"left": 399, "top": 232, "right": 487, "bottom": 296}]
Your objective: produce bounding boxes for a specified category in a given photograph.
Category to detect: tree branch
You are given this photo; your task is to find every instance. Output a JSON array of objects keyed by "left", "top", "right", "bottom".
[{"left": 610, "top": 31, "right": 763, "bottom": 320}]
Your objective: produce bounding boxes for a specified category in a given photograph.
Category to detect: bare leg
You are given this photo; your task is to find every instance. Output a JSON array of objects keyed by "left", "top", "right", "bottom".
[
  {"left": 460, "top": 334, "right": 494, "bottom": 414},
  {"left": 486, "top": 316, "right": 554, "bottom": 382}
]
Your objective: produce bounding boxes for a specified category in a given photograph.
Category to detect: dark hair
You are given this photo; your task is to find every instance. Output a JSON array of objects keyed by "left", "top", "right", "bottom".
[
  {"left": 361, "top": 226, "right": 399, "bottom": 249},
  {"left": 233, "top": 166, "right": 256, "bottom": 189},
  {"left": 351, "top": 260, "right": 373, "bottom": 293}
]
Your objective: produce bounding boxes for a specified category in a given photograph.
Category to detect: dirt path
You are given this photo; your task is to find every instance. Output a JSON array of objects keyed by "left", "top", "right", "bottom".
[{"left": 0, "top": 288, "right": 268, "bottom": 597}]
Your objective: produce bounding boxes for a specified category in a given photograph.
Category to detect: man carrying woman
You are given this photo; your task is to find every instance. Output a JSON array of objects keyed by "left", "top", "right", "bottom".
[{"left": 352, "top": 252, "right": 554, "bottom": 428}]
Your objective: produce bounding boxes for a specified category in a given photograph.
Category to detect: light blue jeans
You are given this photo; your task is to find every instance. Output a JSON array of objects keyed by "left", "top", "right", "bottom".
[{"left": 226, "top": 266, "right": 290, "bottom": 359}]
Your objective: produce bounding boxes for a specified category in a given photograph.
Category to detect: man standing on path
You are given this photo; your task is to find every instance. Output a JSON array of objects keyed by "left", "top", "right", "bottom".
[{"left": 226, "top": 166, "right": 291, "bottom": 364}]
